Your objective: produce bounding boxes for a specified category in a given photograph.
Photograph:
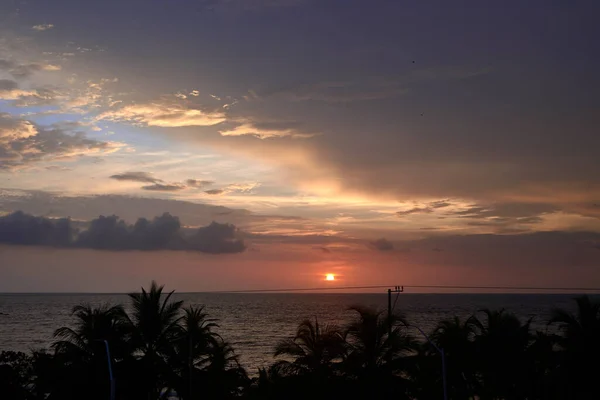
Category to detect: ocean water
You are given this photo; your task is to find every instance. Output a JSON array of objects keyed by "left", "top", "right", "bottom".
[{"left": 0, "top": 293, "right": 585, "bottom": 372}]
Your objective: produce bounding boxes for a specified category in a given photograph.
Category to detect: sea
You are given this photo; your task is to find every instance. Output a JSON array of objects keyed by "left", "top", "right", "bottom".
[{"left": 0, "top": 293, "right": 588, "bottom": 373}]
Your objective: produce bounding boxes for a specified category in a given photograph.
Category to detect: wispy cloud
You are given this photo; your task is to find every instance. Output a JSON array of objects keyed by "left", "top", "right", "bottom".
[
  {"left": 141, "top": 183, "right": 186, "bottom": 191},
  {"left": 32, "top": 24, "right": 55, "bottom": 31},
  {"left": 109, "top": 171, "right": 161, "bottom": 183},
  {"left": 219, "top": 120, "right": 314, "bottom": 139},
  {"left": 98, "top": 101, "right": 226, "bottom": 127}
]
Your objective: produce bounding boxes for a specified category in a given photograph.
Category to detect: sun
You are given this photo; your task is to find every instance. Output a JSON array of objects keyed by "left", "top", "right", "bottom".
[{"left": 325, "top": 274, "right": 335, "bottom": 281}]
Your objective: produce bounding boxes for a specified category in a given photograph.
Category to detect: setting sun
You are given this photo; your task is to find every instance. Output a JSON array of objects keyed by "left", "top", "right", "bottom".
[{"left": 325, "top": 274, "right": 335, "bottom": 281}]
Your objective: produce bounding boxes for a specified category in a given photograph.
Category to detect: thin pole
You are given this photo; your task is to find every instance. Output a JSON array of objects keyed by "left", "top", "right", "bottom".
[
  {"left": 97, "top": 340, "right": 115, "bottom": 400},
  {"left": 413, "top": 325, "right": 447, "bottom": 400},
  {"left": 387, "top": 288, "right": 392, "bottom": 336},
  {"left": 441, "top": 348, "right": 448, "bottom": 400},
  {"left": 189, "top": 334, "right": 193, "bottom": 399}
]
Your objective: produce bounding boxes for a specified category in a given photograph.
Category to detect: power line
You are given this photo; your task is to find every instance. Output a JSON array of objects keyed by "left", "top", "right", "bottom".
[{"left": 207, "top": 284, "right": 600, "bottom": 294}]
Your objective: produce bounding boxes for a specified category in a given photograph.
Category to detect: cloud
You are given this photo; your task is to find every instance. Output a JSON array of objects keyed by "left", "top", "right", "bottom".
[
  {"left": 98, "top": 102, "right": 226, "bottom": 127},
  {"left": 0, "top": 79, "right": 18, "bottom": 91},
  {"left": 449, "top": 203, "right": 558, "bottom": 220},
  {"left": 219, "top": 120, "right": 315, "bottom": 139},
  {"left": 397, "top": 206, "right": 433, "bottom": 217},
  {"left": 188, "top": 221, "right": 246, "bottom": 254},
  {"left": 202, "top": 183, "right": 259, "bottom": 196},
  {"left": 141, "top": 183, "right": 186, "bottom": 192},
  {"left": 0, "top": 113, "right": 37, "bottom": 142},
  {"left": 0, "top": 61, "right": 62, "bottom": 79},
  {"left": 109, "top": 171, "right": 161, "bottom": 183},
  {"left": 429, "top": 200, "right": 452, "bottom": 209},
  {"left": 205, "top": 189, "right": 225, "bottom": 195},
  {"left": 32, "top": 24, "right": 55, "bottom": 31},
  {"left": 45, "top": 165, "right": 72, "bottom": 171},
  {"left": 0, "top": 82, "right": 61, "bottom": 104},
  {"left": 224, "top": 182, "right": 260, "bottom": 192},
  {"left": 0, "top": 211, "right": 73, "bottom": 246},
  {"left": 1, "top": 114, "right": 123, "bottom": 169},
  {"left": 0, "top": 211, "right": 246, "bottom": 254},
  {"left": 186, "top": 179, "right": 214, "bottom": 188},
  {"left": 369, "top": 238, "right": 394, "bottom": 251}
]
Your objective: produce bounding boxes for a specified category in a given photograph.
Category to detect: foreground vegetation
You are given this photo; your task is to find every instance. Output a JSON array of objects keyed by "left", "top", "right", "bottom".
[{"left": 1, "top": 283, "right": 599, "bottom": 399}]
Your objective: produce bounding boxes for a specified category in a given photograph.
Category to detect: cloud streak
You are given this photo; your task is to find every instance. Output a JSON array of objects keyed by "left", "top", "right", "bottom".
[
  {"left": 98, "top": 102, "right": 226, "bottom": 127},
  {"left": 110, "top": 171, "right": 161, "bottom": 183},
  {"left": 32, "top": 24, "right": 55, "bottom": 31}
]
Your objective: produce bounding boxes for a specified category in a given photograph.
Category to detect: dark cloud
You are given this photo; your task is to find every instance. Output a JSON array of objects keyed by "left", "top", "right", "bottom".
[
  {"left": 188, "top": 221, "right": 246, "bottom": 254},
  {"left": 0, "top": 60, "right": 16, "bottom": 70},
  {"left": 369, "top": 238, "right": 394, "bottom": 251},
  {"left": 313, "top": 246, "right": 331, "bottom": 253},
  {"left": 7, "top": 63, "right": 44, "bottom": 79},
  {"left": 451, "top": 203, "right": 558, "bottom": 219},
  {"left": 0, "top": 211, "right": 74, "bottom": 246},
  {"left": 0, "top": 79, "right": 18, "bottom": 91},
  {"left": 109, "top": 171, "right": 160, "bottom": 183},
  {"left": 76, "top": 213, "right": 183, "bottom": 250},
  {"left": 186, "top": 179, "right": 214, "bottom": 188},
  {"left": 205, "top": 189, "right": 224, "bottom": 195},
  {"left": 447, "top": 203, "right": 558, "bottom": 230},
  {"left": 0, "top": 211, "right": 245, "bottom": 254},
  {"left": 397, "top": 207, "right": 433, "bottom": 217},
  {"left": 141, "top": 183, "right": 186, "bottom": 191},
  {"left": 429, "top": 200, "right": 452, "bottom": 209}
]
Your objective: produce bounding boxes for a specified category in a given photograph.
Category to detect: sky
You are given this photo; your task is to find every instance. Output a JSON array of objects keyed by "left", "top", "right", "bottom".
[{"left": 0, "top": 0, "right": 599, "bottom": 292}]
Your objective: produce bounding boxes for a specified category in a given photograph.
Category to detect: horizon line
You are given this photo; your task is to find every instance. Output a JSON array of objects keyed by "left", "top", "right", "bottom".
[{"left": 2, "top": 284, "right": 600, "bottom": 295}]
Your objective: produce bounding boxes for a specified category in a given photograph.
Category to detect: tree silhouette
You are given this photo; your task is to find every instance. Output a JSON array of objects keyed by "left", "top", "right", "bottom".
[
  {"left": 51, "top": 304, "right": 128, "bottom": 400},
  {"left": 124, "top": 281, "right": 184, "bottom": 400},
  {"left": 471, "top": 309, "right": 533, "bottom": 399},
  {"left": 549, "top": 295, "right": 600, "bottom": 398},
  {"left": 343, "top": 306, "right": 416, "bottom": 399},
  {"left": 426, "top": 316, "right": 477, "bottom": 399},
  {"left": 274, "top": 317, "right": 344, "bottom": 376}
]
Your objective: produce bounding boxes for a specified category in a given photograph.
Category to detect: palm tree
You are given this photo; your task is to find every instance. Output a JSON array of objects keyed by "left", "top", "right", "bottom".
[
  {"left": 168, "top": 305, "right": 221, "bottom": 399},
  {"left": 53, "top": 304, "right": 129, "bottom": 359},
  {"left": 343, "top": 306, "right": 415, "bottom": 398},
  {"left": 51, "top": 304, "right": 129, "bottom": 400},
  {"left": 195, "top": 340, "right": 249, "bottom": 399},
  {"left": 471, "top": 309, "right": 533, "bottom": 399},
  {"left": 274, "top": 317, "right": 345, "bottom": 377},
  {"left": 548, "top": 295, "right": 600, "bottom": 398},
  {"left": 425, "top": 316, "right": 477, "bottom": 399},
  {"left": 125, "top": 281, "right": 184, "bottom": 400}
]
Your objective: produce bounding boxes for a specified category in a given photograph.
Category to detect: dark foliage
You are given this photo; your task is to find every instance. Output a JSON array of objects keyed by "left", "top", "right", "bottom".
[{"left": 2, "top": 288, "right": 599, "bottom": 400}]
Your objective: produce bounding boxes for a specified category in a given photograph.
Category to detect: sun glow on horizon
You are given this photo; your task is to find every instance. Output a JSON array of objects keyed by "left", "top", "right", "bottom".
[{"left": 325, "top": 274, "right": 335, "bottom": 281}]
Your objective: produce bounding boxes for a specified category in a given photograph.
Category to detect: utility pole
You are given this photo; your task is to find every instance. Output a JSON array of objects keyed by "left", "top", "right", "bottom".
[{"left": 387, "top": 286, "right": 404, "bottom": 336}]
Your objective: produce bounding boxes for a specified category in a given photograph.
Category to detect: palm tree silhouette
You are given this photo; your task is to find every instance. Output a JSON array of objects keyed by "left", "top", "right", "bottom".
[
  {"left": 125, "top": 281, "right": 184, "bottom": 400},
  {"left": 427, "top": 316, "right": 477, "bottom": 399},
  {"left": 549, "top": 295, "right": 600, "bottom": 398},
  {"left": 51, "top": 304, "right": 128, "bottom": 400},
  {"left": 53, "top": 304, "right": 129, "bottom": 359},
  {"left": 168, "top": 305, "right": 221, "bottom": 399},
  {"left": 471, "top": 308, "right": 533, "bottom": 399},
  {"left": 343, "top": 306, "right": 415, "bottom": 398},
  {"left": 274, "top": 317, "right": 345, "bottom": 376}
]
